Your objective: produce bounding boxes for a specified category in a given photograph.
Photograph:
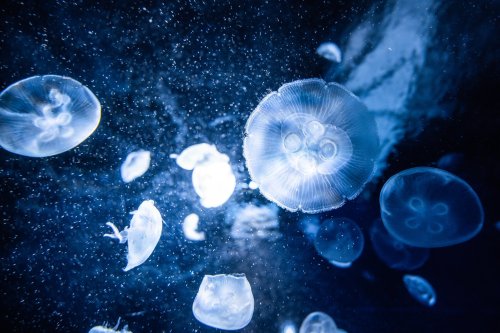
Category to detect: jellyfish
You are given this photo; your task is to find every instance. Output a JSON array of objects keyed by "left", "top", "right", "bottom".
[
  {"left": 370, "top": 219, "right": 429, "bottom": 270},
  {"left": 192, "top": 273, "right": 254, "bottom": 330},
  {"left": 299, "top": 311, "right": 341, "bottom": 333},
  {"left": 314, "top": 218, "right": 364, "bottom": 266},
  {"left": 280, "top": 320, "right": 297, "bottom": 333},
  {"left": 403, "top": 274, "right": 437, "bottom": 307},
  {"left": 104, "top": 200, "right": 162, "bottom": 271},
  {"left": 243, "top": 79, "right": 379, "bottom": 213},
  {"left": 0, "top": 75, "right": 101, "bottom": 157},
  {"left": 88, "top": 318, "right": 132, "bottom": 333},
  {"left": 228, "top": 203, "right": 281, "bottom": 244},
  {"left": 182, "top": 213, "right": 205, "bottom": 241},
  {"left": 379, "top": 167, "right": 484, "bottom": 247},
  {"left": 120, "top": 150, "right": 151, "bottom": 183},
  {"left": 174, "top": 143, "right": 236, "bottom": 208},
  {"left": 316, "top": 42, "right": 342, "bottom": 63}
]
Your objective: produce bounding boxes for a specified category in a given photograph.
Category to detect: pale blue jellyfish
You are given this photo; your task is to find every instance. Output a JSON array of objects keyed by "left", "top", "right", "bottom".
[
  {"left": 0, "top": 75, "right": 101, "bottom": 157},
  {"left": 192, "top": 274, "right": 254, "bottom": 330},
  {"left": 120, "top": 150, "right": 151, "bottom": 183},
  {"left": 243, "top": 79, "right": 379, "bottom": 213},
  {"left": 88, "top": 318, "right": 131, "bottom": 333},
  {"left": 317, "top": 42, "right": 342, "bottom": 63},
  {"left": 380, "top": 167, "right": 484, "bottom": 247},
  {"left": 314, "top": 218, "right": 364, "bottom": 266},
  {"left": 370, "top": 219, "right": 429, "bottom": 270},
  {"left": 299, "top": 311, "right": 346, "bottom": 333},
  {"left": 403, "top": 274, "right": 437, "bottom": 307}
]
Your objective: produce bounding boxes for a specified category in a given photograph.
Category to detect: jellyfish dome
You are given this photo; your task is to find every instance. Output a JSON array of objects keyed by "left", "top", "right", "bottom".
[
  {"left": 314, "top": 218, "right": 364, "bottom": 266},
  {"left": 243, "top": 79, "right": 379, "bottom": 213},
  {"left": 192, "top": 273, "right": 254, "bottom": 330},
  {"left": 403, "top": 274, "right": 437, "bottom": 307},
  {"left": 299, "top": 311, "right": 338, "bottom": 333},
  {"left": 380, "top": 167, "right": 484, "bottom": 248},
  {"left": 0, "top": 75, "right": 101, "bottom": 157}
]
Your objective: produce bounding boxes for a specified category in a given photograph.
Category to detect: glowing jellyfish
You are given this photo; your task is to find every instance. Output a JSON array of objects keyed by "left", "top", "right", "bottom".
[
  {"left": 104, "top": 200, "right": 162, "bottom": 271},
  {"left": 280, "top": 320, "right": 297, "bottom": 333},
  {"left": 229, "top": 203, "right": 281, "bottom": 243},
  {"left": 89, "top": 318, "right": 131, "bottom": 333},
  {"left": 175, "top": 143, "right": 236, "bottom": 208},
  {"left": 403, "top": 274, "right": 436, "bottom": 307},
  {"left": 370, "top": 219, "right": 429, "bottom": 270},
  {"left": 182, "top": 213, "right": 205, "bottom": 241},
  {"left": 317, "top": 42, "right": 342, "bottom": 63},
  {"left": 243, "top": 79, "right": 379, "bottom": 213},
  {"left": 120, "top": 150, "right": 151, "bottom": 183},
  {"left": 380, "top": 167, "right": 484, "bottom": 247},
  {"left": 314, "top": 218, "right": 364, "bottom": 266},
  {"left": 192, "top": 274, "right": 254, "bottom": 330},
  {"left": 0, "top": 75, "right": 101, "bottom": 157},
  {"left": 299, "top": 312, "right": 339, "bottom": 333}
]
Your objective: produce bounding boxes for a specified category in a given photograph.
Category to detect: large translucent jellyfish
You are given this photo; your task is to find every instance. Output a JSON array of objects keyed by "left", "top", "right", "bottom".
[
  {"left": 317, "top": 42, "right": 342, "bottom": 63},
  {"left": 299, "top": 311, "right": 346, "bottom": 333},
  {"left": 120, "top": 150, "right": 151, "bottom": 183},
  {"left": 104, "top": 200, "right": 162, "bottom": 271},
  {"left": 380, "top": 167, "right": 484, "bottom": 247},
  {"left": 0, "top": 75, "right": 101, "bottom": 157},
  {"left": 403, "top": 274, "right": 437, "bottom": 307},
  {"left": 370, "top": 219, "right": 429, "bottom": 270},
  {"left": 192, "top": 274, "right": 254, "bottom": 330},
  {"left": 89, "top": 318, "right": 132, "bottom": 333},
  {"left": 243, "top": 79, "right": 379, "bottom": 213},
  {"left": 174, "top": 143, "right": 236, "bottom": 208},
  {"left": 314, "top": 218, "right": 364, "bottom": 267},
  {"left": 182, "top": 213, "right": 206, "bottom": 241}
]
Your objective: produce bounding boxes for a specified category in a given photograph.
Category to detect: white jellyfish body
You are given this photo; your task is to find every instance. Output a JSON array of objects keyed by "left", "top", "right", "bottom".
[
  {"left": 182, "top": 213, "right": 205, "bottom": 241},
  {"left": 192, "top": 274, "right": 254, "bottom": 330},
  {"left": 299, "top": 311, "right": 345, "bottom": 333},
  {"left": 104, "top": 200, "right": 162, "bottom": 271},
  {"left": 120, "top": 150, "right": 151, "bottom": 183},
  {"left": 317, "top": 42, "right": 342, "bottom": 63},
  {"left": 244, "top": 79, "right": 379, "bottom": 213},
  {"left": 0, "top": 75, "right": 101, "bottom": 157},
  {"left": 403, "top": 274, "right": 437, "bottom": 307},
  {"left": 89, "top": 318, "right": 132, "bottom": 333},
  {"left": 175, "top": 143, "right": 236, "bottom": 208}
]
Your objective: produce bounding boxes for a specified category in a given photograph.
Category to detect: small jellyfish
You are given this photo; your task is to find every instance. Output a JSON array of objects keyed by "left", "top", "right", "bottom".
[
  {"left": 104, "top": 200, "right": 162, "bottom": 271},
  {"left": 228, "top": 203, "right": 281, "bottom": 246},
  {"left": 89, "top": 318, "right": 132, "bottom": 333},
  {"left": 314, "top": 218, "right": 364, "bottom": 266},
  {"left": 316, "top": 42, "right": 342, "bottom": 63},
  {"left": 182, "top": 213, "right": 206, "bottom": 241},
  {"left": 436, "top": 152, "right": 465, "bottom": 173},
  {"left": 370, "top": 219, "right": 429, "bottom": 270},
  {"left": 120, "top": 150, "right": 151, "bottom": 183},
  {"left": 0, "top": 75, "right": 101, "bottom": 157},
  {"left": 299, "top": 311, "right": 340, "bottom": 333},
  {"left": 280, "top": 320, "right": 297, "bottom": 333},
  {"left": 192, "top": 274, "right": 254, "bottom": 330},
  {"left": 380, "top": 167, "right": 484, "bottom": 247},
  {"left": 244, "top": 79, "right": 379, "bottom": 213},
  {"left": 403, "top": 274, "right": 437, "bottom": 307}
]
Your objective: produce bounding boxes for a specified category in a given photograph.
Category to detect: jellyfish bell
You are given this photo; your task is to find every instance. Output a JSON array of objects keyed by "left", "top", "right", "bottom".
[
  {"left": 120, "top": 150, "right": 151, "bottom": 183},
  {"left": 316, "top": 42, "right": 342, "bottom": 63},
  {"left": 299, "top": 311, "right": 338, "bottom": 333},
  {"left": 403, "top": 274, "right": 437, "bottom": 307},
  {"left": 380, "top": 167, "right": 484, "bottom": 248},
  {"left": 244, "top": 79, "right": 379, "bottom": 213},
  {"left": 182, "top": 213, "right": 205, "bottom": 241},
  {"left": 0, "top": 75, "right": 101, "bottom": 157}
]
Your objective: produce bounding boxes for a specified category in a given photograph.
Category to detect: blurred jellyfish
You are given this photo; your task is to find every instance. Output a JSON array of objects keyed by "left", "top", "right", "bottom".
[
  {"left": 370, "top": 219, "right": 429, "bottom": 270},
  {"left": 436, "top": 152, "right": 465, "bottom": 172},
  {"left": 317, "top": 42, "right": 342, "bottom": 63},
  {"left": 280, "top": 320, "right": 297, "bottom": 333},
  {"left": 228, "top": 203, "right": 281, "bottom": 245},
  {"left": 299, "top": 215, "right": 321, "bottom": 241},
  {"left": 89, "top": 318, "right": 131, "bottom": 333},
  {"left": 403, "top": 274, "right": 437, "bottom": 307},
  {"left": 182, "top": 213, "right": 205, "bottom": 241},
  {"left": 120, "top": 150, "right": 151, "bottom": 183},
  {"left": 380, "top": 167, "right": 484, "bottom": 247},
  {"left": 192, "top": 274, "right": 254, "bottom": 330},
  {"left": 314, "top": 218, "right": 364, "bottom": 266},
  {"left": 0, "top": 75, "right": 101, "bottom": 157},
  {"left": 175, "top": 143, "right": 236, "bottom": 208},
  {"left": 244, "top": 79, "right": 379, "bottom": 213},
  {"left": 104, "top": 200, "right": 162, "bottom": 271},
  {"left": 299, "top": 311, "right": 341, "bottom": 333}
]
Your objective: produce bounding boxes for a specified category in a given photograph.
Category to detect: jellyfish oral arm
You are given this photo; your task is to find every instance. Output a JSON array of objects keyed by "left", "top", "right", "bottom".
[{"left": 103, "top": 222, "right": 128, "bottom": 244}]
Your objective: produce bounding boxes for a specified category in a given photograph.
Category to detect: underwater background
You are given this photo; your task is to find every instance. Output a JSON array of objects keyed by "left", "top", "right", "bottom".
[{"left": 0, "top": 0, "right": 499, "bottom": 332}]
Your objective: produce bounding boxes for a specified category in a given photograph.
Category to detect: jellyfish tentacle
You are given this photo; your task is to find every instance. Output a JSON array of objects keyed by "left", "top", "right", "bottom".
[{"left": 104, "top": 222, "right": 128, "bottom": 243}]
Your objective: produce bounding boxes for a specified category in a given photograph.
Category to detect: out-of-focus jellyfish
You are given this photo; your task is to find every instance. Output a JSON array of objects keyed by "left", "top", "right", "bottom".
[
  {"left": 182, "top": 213, "right": 205, "bottom": 241},
  {"left": 299, "top": 215, "right": 321, "bottom": 241},
  {"left": 0, "top": 75, "right": 101, "bottom": 157},
  {"left": 314, "top": 218, "right": 364, "bottom": 266},
  {"left": 228, "top": 203, "right": 281, "bottom": 244},
  {"left": 244, "top": 79, "right": 379, "bottom": 213},
  {"left": 299, "top": 311, "right": 343, "bottom": 333},
  {"left": 380, "top": 167, "right": 484, "bottom": 247},
  {"left": 104, "top": 200, "right": 162, "bottom": 271},
  {"left": 192, "top": 273, "right": 254, "bottom": 330},
  {"left": 370, "top": 219, "right": 429, "bottom": 270},
  {"left": 174, "top": 143, "right": 236, "bottom": 208},
  {"left": 317, "top": 42, "right": 342, "bottom": 63},
  {"left": 89, "top": 318, "right": 132, "bottom": 333},
  {"left": 280, "top": 320, "right": 297, "bottom": 333},
  {"left": 120, "top": 150, "right": 151, "bottom": 183},
  {"left": 403, "top": 274, "right": 437, "bottom": 307},
  {"left": 436, "top": 152, "right": 464, "bottom": 173}
]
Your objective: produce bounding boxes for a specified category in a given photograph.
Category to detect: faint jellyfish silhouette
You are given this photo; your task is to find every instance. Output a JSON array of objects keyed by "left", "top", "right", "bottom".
[
  {"left": 280, "top": 320, "right": 297, "bottom": 333},
  {"left": 403, "top": 274, "right": 437, "bottom": 307},
  {"left": 182, "top": 213, "right": 205, "bottom": 241},
  {"left": 192, "top": 273, "right": 254, "bottom": 330},
  {"left": 299, "top": 311, "right": 344, "bottom": 333},
  {"left": 314, "top": 218, "right": 364, "bottom": 267},
  {"left": 0, "top": 75, "right": 101, "bottom": 157},
  {"left": 299, "top": 215, "right": 321, "bottom": 241},
  {"left": 89, "top": 317, "right": 131, "bottom": 333},
  {"left": 380, "top": 167, "right": 484, "bottom": 247},
  {"left": 317, "top": 42, "right": 342, "bottom": 63},
  {"left": 244, "top": 79, "right": 379, "bottom": 213},
  {"left": 120, "top": 150, "right": 151, "bottom": 183},
  {"left": 104, "top": 200, "right": 162, "bottom": 271},
  {"left": 228, "top": 203, "right": 281, "bottom": 245},
  {"left": 436, "top": 152, "right": 464, "bottom": 173},
  {"left": 370, "top": 218, "right": 429, "bottom": 270}
]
